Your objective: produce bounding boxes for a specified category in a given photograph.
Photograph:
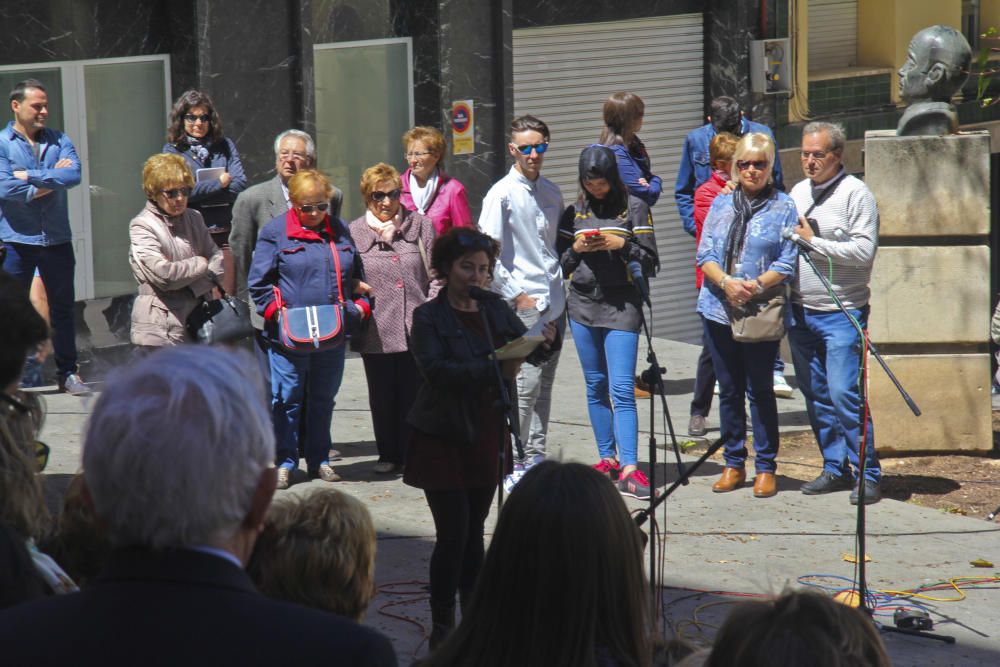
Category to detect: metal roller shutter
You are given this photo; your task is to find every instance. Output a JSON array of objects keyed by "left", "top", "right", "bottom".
[
  {"left": 808, "top": 0, "right": 858, "bottom": 71},
  {"left": 512, "top": 14, "right": 704, "bottom": 342}
]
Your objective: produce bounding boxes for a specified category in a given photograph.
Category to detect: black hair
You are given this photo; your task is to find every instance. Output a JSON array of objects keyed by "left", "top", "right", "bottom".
[
  {"left": 509, "top": 114, "right": 550, "bottom": 142},
  {"left": 578, "top": 145, "right": 629, "bottom": 219},
  {"left": 166, "top": 89, "right": 224, "bottom": 146},
  {"left": 430, "top": 228, "right": 500, "bottom": 280},
  {"left": 709, "top": 96, "right": 742, "bottom": 134},
  {"left": 9, "top": 79, "right": 46, "bottom": 104}
]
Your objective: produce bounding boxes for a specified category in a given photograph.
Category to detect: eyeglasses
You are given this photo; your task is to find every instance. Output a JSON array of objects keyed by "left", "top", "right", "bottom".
[
  {"left": 161, "top": 187, "right": 192, "bottom": 199},
  {"left": 278, "top": 150, "right": 309, "bottom": 161},
  {"left": 512, "top": 142, "right": 549, "bottom": 155},
  {"left": 800, "top": 150, "right": 830, "bottom": 160},
  {"left": 184, "top": 113, "right": 211, "bottom": 123},
  {"left": 370, "top": 189, "right": 401, "bottom": 202},
  {"left": 736, "top": 160, "right": 769, "bottom": 171},
  {"left": 405, "top": 151, "right": 433, "bottom": 159},
  {"left": 297, "top": 202, "right": 329, "bottom": 213},
  {"left": 456, "top": 232, "right": 493, "bottom": 250}
]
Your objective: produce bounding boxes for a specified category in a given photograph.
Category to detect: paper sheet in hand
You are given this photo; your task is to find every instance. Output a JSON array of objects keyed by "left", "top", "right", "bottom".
[
  {"left": 195, "top": 168, "right": 228, "bottom": 207},
  {"left": 494, "top": 319, "right": 546, "bottom": 360}
]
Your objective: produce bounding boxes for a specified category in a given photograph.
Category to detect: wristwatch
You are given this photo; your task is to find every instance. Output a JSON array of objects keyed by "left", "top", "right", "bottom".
[{"left": 754, "top": 279, "right": 765, "bottom": 295}]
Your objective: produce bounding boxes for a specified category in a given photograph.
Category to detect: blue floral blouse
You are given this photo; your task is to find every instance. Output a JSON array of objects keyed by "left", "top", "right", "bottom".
[{"left": 695, "top": 191, "right": 799, "bottom": 325}]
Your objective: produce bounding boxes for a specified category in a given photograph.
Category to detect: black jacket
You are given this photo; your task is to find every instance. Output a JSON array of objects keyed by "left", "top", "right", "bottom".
[
  {"left": 407, "top": 289, "right": 526, "bottom": 447},
  {"left": 0, "top": 547, "right": 397, "bottom": 666}
]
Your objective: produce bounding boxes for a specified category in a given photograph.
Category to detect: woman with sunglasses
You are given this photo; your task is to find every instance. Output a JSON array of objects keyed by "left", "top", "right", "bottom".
[
  {"left": 404, "top": 228, "right": 554, "bottom": 649},
  {"left": 128, "top": 153, "right": 223, "bottom": 351},
  {"left": 400, "top": 126, "right": 472, "bottom": 235},
  {"left": 164, "top": 90, "right": 247, "bottom": 295},
  {"left": 248, "top": 169, "right": 371, "bottom": 490},
  {"left": 557, "top": 145, "right": 658, "bottom": 500},
  {"left": 696, "top": 132, "right": 798, "bottom": 499},
  {"left": 600, "top": 92, "right": 661, "bottom": 207},
  {"left": 348, "top": 163, "right": 435, "bottom": 474}
]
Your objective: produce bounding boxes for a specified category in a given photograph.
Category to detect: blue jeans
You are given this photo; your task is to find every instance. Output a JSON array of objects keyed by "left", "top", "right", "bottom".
[
  {"left": 569, "top": 319, "right": 639, "bottom": 466},
  {"left": 703, "top": 317, "right": 780, "bottom": 473},
  {"left": 3, "top": 242, "right": 77, "bottom": 378},
  {"left": 788, "top": 305, "right": 880, "bottom": 483},
  {"left": 268, "top": 343, "right": 346, "bottom": 471}
]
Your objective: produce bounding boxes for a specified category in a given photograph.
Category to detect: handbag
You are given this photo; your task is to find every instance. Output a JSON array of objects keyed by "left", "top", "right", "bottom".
[
  {"left": 274, "top": 239, "right": 347, "bottom": 352},
  {"left": 186, "top": 273, "right": 254, "bottom": 345},
  {"left": 729, "top": 283, "right": 788, "bottom": 342}
]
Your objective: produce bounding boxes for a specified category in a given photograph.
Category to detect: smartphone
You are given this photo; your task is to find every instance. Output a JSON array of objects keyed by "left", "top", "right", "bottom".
[{"left": 583, "top": 229, "right": 603, "bottom": 240}]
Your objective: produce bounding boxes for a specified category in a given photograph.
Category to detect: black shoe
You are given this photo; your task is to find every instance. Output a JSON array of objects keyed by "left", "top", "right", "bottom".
[
  {"left": 801, "top": 471, "right": 853, "bottom": 495},
  {"left": 687, "top": 414, "right": 707, "bottom": 437},
  {"left": 850, "top": 479, "right": 882, "bottom": 505}
]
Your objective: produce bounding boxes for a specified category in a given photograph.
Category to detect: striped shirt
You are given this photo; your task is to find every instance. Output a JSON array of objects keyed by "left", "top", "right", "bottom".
[{"left": 789, "top": 172, "right": 879, "bottom": 310}]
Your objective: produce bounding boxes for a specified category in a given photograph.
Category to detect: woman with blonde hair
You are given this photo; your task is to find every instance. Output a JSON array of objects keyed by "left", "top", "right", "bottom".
[
  {"left": 400, "top": 126, "right": 472, "bottom": 234},
  {"left": 696, "top": 132, "right": 797, "bottom": 498},
  {"left": 248, "top": 489, "right": 377, "bottom": 621},
  {"left": 349, "top": 162, "right": 435, "bottom": 474},
  {"left": 248, "top": 169, "right": 371, "bottom": 490},
  {"left": 128, "top": 153, "right": 224, "bottom": 351}
]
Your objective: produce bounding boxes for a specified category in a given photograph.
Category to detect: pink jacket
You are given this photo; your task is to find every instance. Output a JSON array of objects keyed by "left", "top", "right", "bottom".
[{"left": 400, "top": 168, "right": 472, "bottom": 235}]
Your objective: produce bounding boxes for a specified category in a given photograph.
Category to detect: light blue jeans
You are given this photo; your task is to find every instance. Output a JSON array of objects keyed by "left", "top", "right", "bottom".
[{"left": 569, "top": 319, "right": 640, "bottom": 466}]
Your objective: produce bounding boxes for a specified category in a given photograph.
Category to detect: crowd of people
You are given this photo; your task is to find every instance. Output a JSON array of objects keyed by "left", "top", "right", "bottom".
[{"left": 0, "top": 74, "right": 890, "bottom": 663}]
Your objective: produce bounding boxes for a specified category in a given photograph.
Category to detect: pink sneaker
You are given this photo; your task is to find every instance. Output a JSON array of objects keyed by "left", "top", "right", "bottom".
[
  {"left": 618, "top": 469, "right": 651, "bottom": 500},
  {"left": 592, "top": 458, "right": 622, "bottom": 480}
]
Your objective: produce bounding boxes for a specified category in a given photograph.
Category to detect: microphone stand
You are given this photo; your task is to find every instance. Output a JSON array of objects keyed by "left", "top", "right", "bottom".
[
  {"left": 477, "top": 301, "right": 525, "bottom": 512},
  {"left": 796, "top": 247, "right": 949, "bottom": 642},
  {"left": 632, "top": 280, "right": 688, "bottom": 623}
]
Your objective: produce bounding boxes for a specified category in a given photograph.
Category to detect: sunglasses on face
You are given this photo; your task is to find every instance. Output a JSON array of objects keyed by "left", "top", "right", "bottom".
[
  {"left": 297, "top": 202, "right": 329, "bottom": 213},
  {"left": 512, "top": 142, "right": 549, "bottom": 155},
  {"left": 161, "top": 187, "right": 192, "bottom": 199},
  {"left": 370, "top": 189, "right": 401, "bottom": 202},
  {"left": 184, "top": 113, "right": 211, "bottom": 123},
  {"left": 736, "top": 160, "right": 768, "bottom": 172}
]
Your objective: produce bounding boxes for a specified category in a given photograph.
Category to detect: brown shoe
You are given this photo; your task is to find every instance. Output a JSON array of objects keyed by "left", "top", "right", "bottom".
[
  {"left": 753, "top": 472, "right": 777, "bottom": 498},
  {"left": 712, "top": 467, "right": 746, "bottom": 493},
  {"left": 312, "top": 463, "right": 341, "bottom": 482}
]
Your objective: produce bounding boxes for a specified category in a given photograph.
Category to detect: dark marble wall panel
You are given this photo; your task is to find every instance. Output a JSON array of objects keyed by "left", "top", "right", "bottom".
[
  {"left": 512, "top": 0, "right": 702, "bottom": 28},
  {"left": 436, "top": 0, "right": 513, "bottom": 212},
  {"left": 190, "top": 0, "right": 299, "bottom": 184}
]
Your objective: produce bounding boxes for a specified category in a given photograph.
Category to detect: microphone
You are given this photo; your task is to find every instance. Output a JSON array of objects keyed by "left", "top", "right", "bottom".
[
  {"left": 627, "top": 260, "right": 651, "bottom": 308},
  {"left": 781, "top": 227, "right": 826, "bottom": 256},
  {"left": 468, "top": 286, "right": 502, "bottom": 301}
]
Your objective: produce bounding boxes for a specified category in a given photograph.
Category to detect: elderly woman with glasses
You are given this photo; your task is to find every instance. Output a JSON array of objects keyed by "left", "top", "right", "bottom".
[
  {"left": 399, "top": 126, "right": 472, "bottom": 235},
  {"left": 163, "top": 90, "right": 247, "bottom": 295},
  {"left": 248, "top": 169, "right": 371, "bottom": 490},
  {"left": 696, "top": 132, "right": 798, "bottom": 499},
  {"left": 349, "top": 163, "right": 435, "bottom": 474},
  {"left": 128, "top": 153, "right": 224, "bottom": 351}
]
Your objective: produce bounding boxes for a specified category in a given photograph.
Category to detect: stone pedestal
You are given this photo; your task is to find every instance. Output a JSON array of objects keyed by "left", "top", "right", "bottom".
[{"left": 864, "top": 130, "right": 993, "bottom": 452}]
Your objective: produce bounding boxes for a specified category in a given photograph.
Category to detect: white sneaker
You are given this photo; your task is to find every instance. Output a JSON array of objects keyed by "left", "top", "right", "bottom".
[
  {"left": 773, "top": 374, "right": 793, "bottom": 399},
  {"left": 503, "top": 469, "right": 526, "bottom": 494},
  {"left": 59, "top": 373, "right": 91, "bottom": 396}
]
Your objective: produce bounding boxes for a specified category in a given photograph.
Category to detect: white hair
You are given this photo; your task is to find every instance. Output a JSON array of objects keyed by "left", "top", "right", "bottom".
[
  {"left": 83, "top": 347, "right": 274, "bottom": 549},
  {"left": 273, "top": 129, "right": 316, "bottom": 162}
]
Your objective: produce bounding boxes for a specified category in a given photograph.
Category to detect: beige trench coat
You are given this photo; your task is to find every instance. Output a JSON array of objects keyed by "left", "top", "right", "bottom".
[{"left": 128, "top": 201, "right": 224, "bottom": 346}]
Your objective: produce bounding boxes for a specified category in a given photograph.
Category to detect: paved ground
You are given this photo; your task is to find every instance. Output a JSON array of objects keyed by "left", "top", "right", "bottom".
[{"left": 36, "top": 336, "right": 1000, "bottom": 666}]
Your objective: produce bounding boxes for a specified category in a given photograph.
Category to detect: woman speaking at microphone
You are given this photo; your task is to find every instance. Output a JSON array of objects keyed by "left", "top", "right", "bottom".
[
  {"left": 404, "top": 228, "right": 554, "bottom": 649},
  {"left": 556, "top": 145, "right": 658, "bottom": 501}
]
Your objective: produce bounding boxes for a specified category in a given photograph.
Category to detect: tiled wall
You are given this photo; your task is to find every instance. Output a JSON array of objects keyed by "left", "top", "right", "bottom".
[{"left": 808, "top": 74, "right": 892, "bottom": 116}]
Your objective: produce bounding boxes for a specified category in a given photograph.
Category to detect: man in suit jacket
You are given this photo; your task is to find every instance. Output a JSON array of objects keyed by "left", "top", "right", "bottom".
[
  {"left": 230, "top": 129, "right": 343, "bottom": 379},
  {"left": 0, "top": 347, "right": 397, "bottom": 667}
]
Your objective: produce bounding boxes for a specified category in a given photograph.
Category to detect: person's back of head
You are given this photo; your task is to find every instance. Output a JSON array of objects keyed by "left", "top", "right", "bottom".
[
  {"left": 42, "top": 473, "right": 111, "bottom": 587},
  {"left": 705, "top": 591, "right": 891, "bottom": 667},
  {"left": 82, "top": 346, "right": 274, "bottom": 551},
  {"left": 709, "top": 96, "right": 742, "bottom": 134},
  {"left": 248, "top": 488, "right": 376, "bottom": 621},
  {"left": 425, "top": 460, "right": 652, "bottom": 667}
]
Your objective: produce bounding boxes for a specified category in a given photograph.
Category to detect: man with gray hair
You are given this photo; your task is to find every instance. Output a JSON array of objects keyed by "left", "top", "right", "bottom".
[
  {"left": 788, "top": 121, "right": 882, "bottom": 505},
  {"left": 0, "top": 346, "right": 397, "bottom": 665},
  {"left": 230, "top": 129, "right": 343, "bottom": 379}
]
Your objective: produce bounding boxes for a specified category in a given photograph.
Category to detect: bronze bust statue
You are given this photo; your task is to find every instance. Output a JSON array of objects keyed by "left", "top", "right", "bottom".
[{"left": 896, "top": 25, "right": 972, "bottom": 136}]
